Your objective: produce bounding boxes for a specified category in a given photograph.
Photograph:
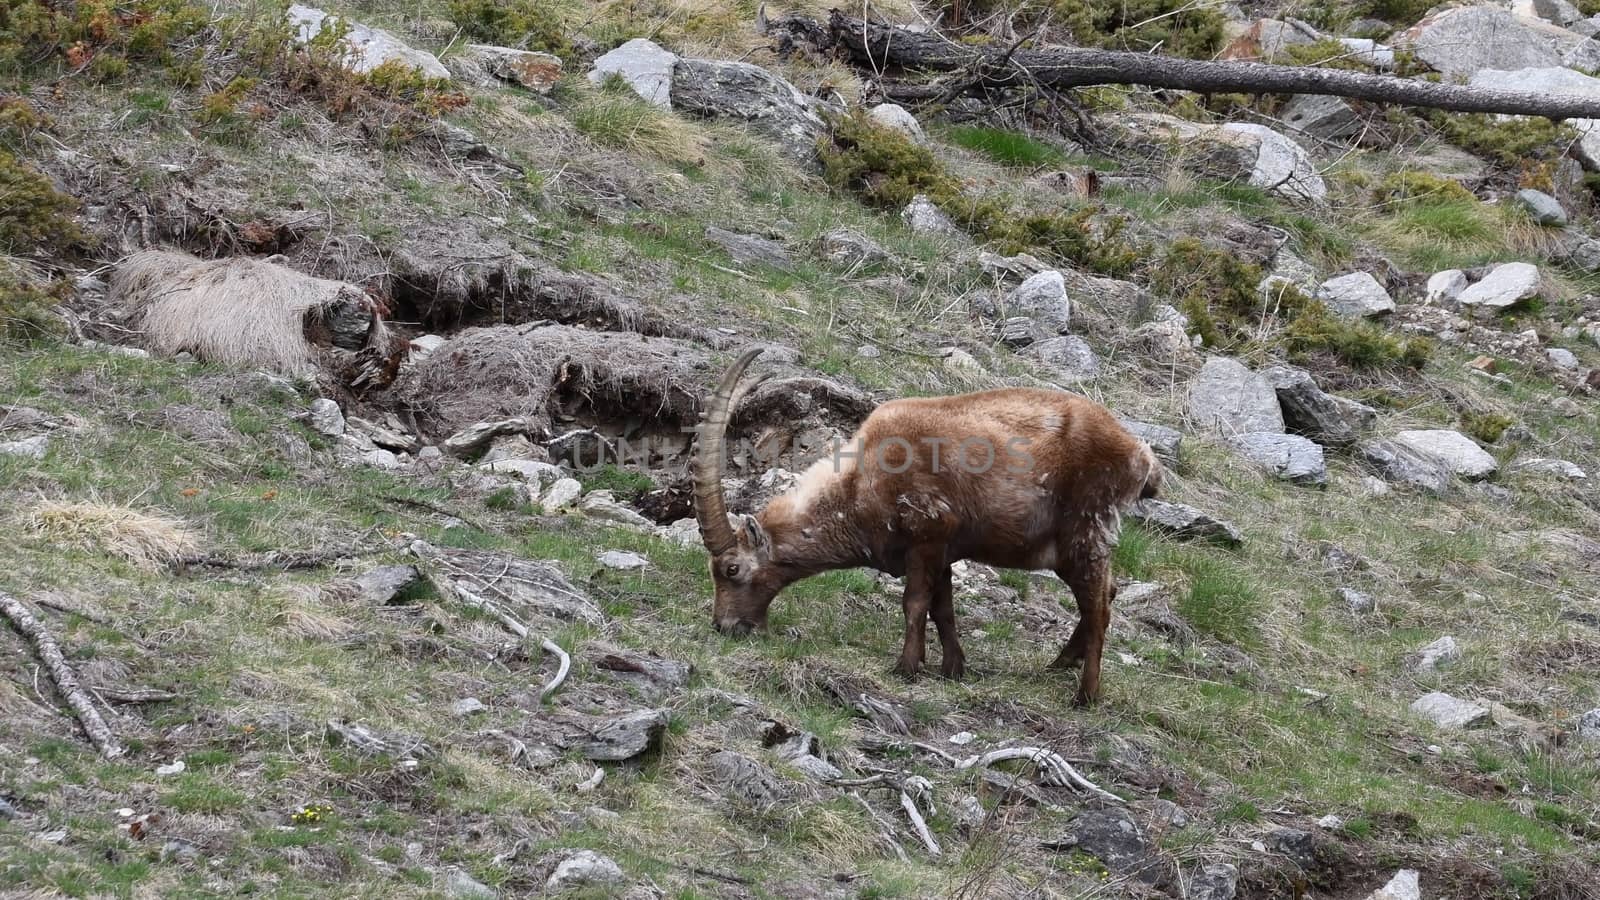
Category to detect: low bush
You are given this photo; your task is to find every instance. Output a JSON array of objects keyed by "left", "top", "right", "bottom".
[{"left": 448, "top": 0, "right": 570, "bottom": 56}]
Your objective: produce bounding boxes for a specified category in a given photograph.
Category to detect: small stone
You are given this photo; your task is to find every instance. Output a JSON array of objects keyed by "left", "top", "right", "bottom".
[
  {"left": 445, "top": 867, "right": 498, "bottom": 899},
  {"left": 155, "top": 760, "right": 186, "bottom": 777},
  {"left": 942, "top": 348, "right": 982, "bottom": 371},
  {"left": 1366, "top": 868, "right": 1421, "bottom": 900},
  {"left": 1188, "top": 356, "right": 1285, "bottom": 435},
  {"left": 1005, "top": 270, "right": 1071, "bottom": 334},
  {"left": 1340, "top": 587, "right": 1376, "bottom": 614},
  {"left": 1360, "top": 475, "right": 1391, "bottom": 497},
  {"left": 308, "top": 399, "right": 345, "bottom": 437},
  {"left": 1552, "top": 397, "right": 1583, "bottom": 417},
  {"left": 1226, "top": 432, "right": 1327, "bottom": 485},
  {"left": 1425, "top": 269, "right": 1468, "bottom": 304},
  {"left": 1189, "top": 863, "right": 1239, "bottom": 900},
  {"left": 1025, "top": 335, "right": 1099, "bottom": 381},
  {"left": 1410, "top": 692, "right": 1490, "bottom": 729},
  {"left": 1411, "top": 636, "right": 1460, "bottom": 672},
  {"left": 588, "top": 37, "right": 676, "bottom": 107},
  {"left": 1511, "top": 457, "right": 1586, "bottom": 479},
  {"left": 819, "top": 229, "right": 889, "bottom": 267},
  {"left": 1392, "top": 429, "right": 1498, "bottom": 479},
  {"left": 1118, "top": 420, "right": 1184, "bottom": 465},
  {"left": 1267, "top": 827, "right": 1317, "bottom": 866},
  {"left": 1515, "top": 188, "right": 1567, "bottom": 226},
  {"left": 360, "top": 448, "right": 402, "bottom": 469},
  {"left": 1547, "top": 347, "right": 1579, "bottom": 368},
  {"left": 1458, "top": 262, "right": 1541, "bottom": 310},
  {"left": 353, "top": 565, "right": 421, "bottom": 603},
  {"left": 578, "top": 491, "right": 654, "bottom": 528},
  {"left": 1466, "top": 355, "right": 1498, "bottom": 374},
  {"left": 1316, "top": 814, "right": 1344, "bottom": 830},
  {"left": 541, "top": 478, "right": 582, "bottom": 513},
  {"left": 546, "top": 849, "right": 625, "bottom": 893},
  {"left": 856, "top": 344, "right": 881, "bottom": 359},
  {"left": 451, "top": 698, "right": 486, "bottom": 717},
  {"left": 1575, "top": 708, "right": 1600, "bottom": 743},
  {"left": 1131, "top": 499, "right": 1243, "bottom": 547},
  {"left": 1151, "top": 799, "right": 1190, "bottom": 828},
  {"left": 868, "top": 102, "right": 925, "bottom": 142},
  {"left": 902, "top": 194, "right": 960, "bottom": 237},
  {"left": 1316, "top": 272, "right": 1394, "bottom": 317},
  {"left": 596, "top": 550, "right": 648, "bottom": 570},
  {"left": 0, "top": 435, "right": 49, "bottom": 460},
  {"left": 948, "top": 731, "right": 976, "bottom": 745}
]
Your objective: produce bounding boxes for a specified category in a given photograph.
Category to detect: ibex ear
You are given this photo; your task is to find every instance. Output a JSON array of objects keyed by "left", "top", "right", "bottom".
[{"left": 741, "top": 514, "right": 771, "bottom": 555}]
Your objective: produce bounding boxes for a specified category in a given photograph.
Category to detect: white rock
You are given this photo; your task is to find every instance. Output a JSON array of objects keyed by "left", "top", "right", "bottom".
[
  {"left": 541, "top": 478, "right": 582, "bottom": 513},
  {"left": 1404, "top": 7, "right": 1594, "bottom": 77},
  {"left": 948, "top": 731, "right": 976, "bottom": 745},
  {"left": 1576, "top": 707, "right": 1600, "bottom": 743},
  {"left": 902, "top": 194, "right": 961, "bottom": 237},
  {"left": 942, "top": 348, "right": 982, "bottom": 371},
  {"left": 1365, "top": 868, "right": 1421, "bottom": 900},
  {"left": 308, "top": 399, "right": 345, "bottom": 437},
  {"left": 155, "top": 760, "right": 186, "bottom": 777},
  {"left": 1316, "top": 814, "right": 1345, "bottom": 830},
  {"left": 1546, "top": 347, "right": 1579, "bottom": 368},
  {"left": 578, "top": 491, "right": 654, "bottom": 528},
  {"left": 479, "top": 459, "right": 562, "bottom": 486},
  {"left": 1337, "top": 37, "right": 1395, "bottom": 69},
  {"left": 1468, "top": 67, "right": 1600, "bottom": 168},
  {"left": 1226, "top": 432, "right": 1327, "bottom": 485},
  {"left": 868, "top": 103, "right": 925, "bottom": 142},
  {"left": 1217, "top": 122, "right": 1328, "bottom": 201},
  {"left": 1411, "top": 635, "right": 1460, "bottom": 672},
  {"left": 360, "top": 448, "right": 402, "bottom": 470},
  {"left": 656, "top": 518, "right": 701, "bottom": 548},
  {"left": 588, "top": 37, "right": 677, "bottom": 107},
  {"left": 1316, "top": 272, "right": 1394, "bottom": 317},
  {"left": 1187, "top": 356, "right": 1285, "bottom": 435},
  {"left": 597, "top": 550, "right": 649, "bottom": 570},
  {"left": 1392, "top": 429, "right": 1498, "bottom": 478},
  {"left": 1410, "top": 692, "right": 1490, "bottom": 729},
  {"left": 1425, "top": 269, "right": 1468, "bottom": 304},
  {"left": 1511, "top": 457, "right": 1587, "bottom": 479},
  {"left": 409, "top": 334, "right": 447, "bottom": 359},
  {"left": 546, "top": 850, "right": 625, "bottom": 893},
  {"left": 287, "top": 4, "right": 450, "bottom": 79},
  {"left": 451, "top": 698, "right": 486, "bottom": 716},
  {"left": 0, "top": 435, "right": 49, "bottom": 460}
]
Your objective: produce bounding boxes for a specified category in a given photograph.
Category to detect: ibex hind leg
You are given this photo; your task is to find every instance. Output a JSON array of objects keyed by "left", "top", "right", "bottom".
[
  {"left": 1050, "top": 558, "right": 1114, "bottom": 706},
  {"left": 930, "top": 564, "right": 965, "bottom": 680}
]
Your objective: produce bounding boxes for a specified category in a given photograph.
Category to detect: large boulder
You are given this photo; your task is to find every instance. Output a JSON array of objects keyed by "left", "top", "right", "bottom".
[
  {"left": 588, "top": 37, "right": 677, "bottom": 107},
  {"left": 669, "top": 58, "right": 825, "bottom": 159},
  {"left": 1467, "top": 66, "right": 1600, "bottom": 168},
  {"left": 287, "top": 5, "right": 450, "bottom": 80},
  {"left": 1279, "top": 93, "right": 1362, "bottom": 142},
  {"left": 1359, "top": 439, "right": 1454, "bottom": 494},
  {"left": 1188, "top": 356, "right": 1285, "bottom": 435},
  {"left": 1392, "top": 429, "right": 1499, "bottom": 479},
  {"left": 1316, "top": 271, "right": 1394, "bottom": 318},
  {"left": 1109, "top": 114, "right": 1326, "bottom": 201},
  {"left": 1399, "top": 5, "right": 1600, "bottom": 77},
  {"left": 1260, "top": 366, "right": 1359, "bottom": 447},
  {"left": 1458, "top": 262, "right": 1541, "bottom": 310},
  {"left": 458, "top": 45, "right": 561, "bottom": 93},
  {"left": 1226, "top": 432, "right": 1328, "bottom": 485},
  {"left": 1004, "top": 270, "right": 1071, "bottom": 335}
]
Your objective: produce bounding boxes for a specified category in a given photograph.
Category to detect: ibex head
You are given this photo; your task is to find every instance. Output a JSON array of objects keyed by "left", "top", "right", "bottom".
[{"left": 693, "top": 349, "right": 784, "bottom": 636}]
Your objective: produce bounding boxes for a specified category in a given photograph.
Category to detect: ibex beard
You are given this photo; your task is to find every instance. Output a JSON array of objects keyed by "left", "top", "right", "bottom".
[{"left": 691, "top": 348, "right": 1163, "bottom": 706}]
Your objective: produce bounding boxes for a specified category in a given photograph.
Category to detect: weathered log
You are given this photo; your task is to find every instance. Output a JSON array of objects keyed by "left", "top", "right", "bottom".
[
  {"left": 772, "top": 11, "right": 1600, "bottom": 120},
  {"left": 0, "top": 592, "right": 125, "bottom": 759}
]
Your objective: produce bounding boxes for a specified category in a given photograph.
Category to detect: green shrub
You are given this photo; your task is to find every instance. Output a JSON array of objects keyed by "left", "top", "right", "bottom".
[
  {"left": 0, "top": 257, "right": 69, "bottom": 343},
  {"left": 0, "top": 148, "right": 80, "bottom": 253},
  {"left": 1424, "top": 111, "right": 1577, "bottom": 168},
  {"left": 820, "top": 109, "right": 1137, "bottom": 274},
  {"left": 1374, "top": 171, "right": 1476, "bottom": 207},
  {"left": 0, "top": 0, "right": 210, "bottom": 79},
  {"left": 1461, "top": 411, "right": 1515, "bottom": 444},
  {"left": 1041, "top": 0, "right": 1224, "bottom": 59},
  {"left": 448, "top": 0, "right": 570, "bottom": 56},
  {"left": 1282, "top": 303, "right": 1433, "bottom": 370}
]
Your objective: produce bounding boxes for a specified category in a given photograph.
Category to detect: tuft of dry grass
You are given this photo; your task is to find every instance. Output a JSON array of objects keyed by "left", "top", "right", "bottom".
[{"left": 27, "top": 499, "right": 200, "bottom": 570}]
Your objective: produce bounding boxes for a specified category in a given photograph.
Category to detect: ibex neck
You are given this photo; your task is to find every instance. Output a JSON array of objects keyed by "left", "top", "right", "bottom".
[{"left": 759, "top": 469, "right": 868, "bottom": 579}]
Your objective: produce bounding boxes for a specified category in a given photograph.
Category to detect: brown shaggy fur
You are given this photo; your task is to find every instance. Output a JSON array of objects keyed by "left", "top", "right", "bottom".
[{"left": 702, "top": 377, "right": 1162, "bottom": 707}]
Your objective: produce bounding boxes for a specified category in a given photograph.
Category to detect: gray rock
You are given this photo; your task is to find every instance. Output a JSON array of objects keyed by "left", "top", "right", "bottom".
[
  {"left": 481, "top": 458, "right": 563, "bottom": 485},
  {"left": 1576, "top": 708, "right": 1600, "bottom": 743},
  {"left": 546, "top": 850, "right": 625, "bottom": 894},
  {"left": 541, "top": 478, "right": 583, "bottom": 513},
  {"left": 1546, "top": 347, "right": 1579, "bottom": 368},
  {"left": 998, "top": 317, "right": 1048, "bottom": 347},
  {"left": 1316, "top": 272, "right": 1395, "bottom": 318},
  {"left": 1189, "top": 862, "right": 1239, "bottom": 900},
  {"left": 1425, "top": 269, "right": 1469, "bottom": 304},
  {"left": 443, "top": 418, "right": 526, "bottom": 458},
  {"left": 1279, "top": 93, "right": 1360, "bottom": 142},
  {"left": 1004, "top": 270, "right": 1071, "bottom": 334},
  {"left": 856, "top": 344, "right": 882, "bottom": 359},
  {"left": 444, "top": 867, "right": 497, "bottom": 899},
  {"left": 451, "top": 698, "right": 486, "bottom": 717},
  {"left": 348, "top": 416, "right": 413, "bottom": 452},
  {"left": 902, "top": 194, "right": 960, "bottom": 237},
  {"left": 1025, "top": 335, "right": 1099, "bottom": 381},
  {"left": 287, "top": 4, "right": 450, "bottom": 79},
  {"left": 308, "top": 398, "right": 345, "bottom": 437},
  {"left": 1511, "top": 457, "right": 1586, "bottom": 479},
  {"left": 669, "top": 58, "right": 825, "bottom": 159},
  {"left": 597, "top": 550, "right": 649, "bottom": 570},
  {"left": 1226, "top": 432, "right": 1328, "bottom": 485},
  {"left": 1515, "top": 188, "right": 1568, "bottom": 225},
  {"left": 1410, "top": 691, "right": 1490, "bottom": 729},
  {"left": 1268, "top": 827, "right": 1317, "bottom": 866},
  {"left": 818, "top": 229, "right": 888, "bottom": 267},
  {"left": 1338, "top": 37, "right": 1395, "bottom": 68},
  {"left": 569, "top": 708, "right": 670, "bottom": 761},
  {"left": 1188, "top": 356, "right": 1285, "bottom": 435},
  {"left": 1411, "top": 635, "right": 1460, "bottom": 672},
  {"left": 1047, "top": 808, "right": 1172, "bottom": 887},
  {"left": 1402, "top": 6, "right": 1591, "bottom": 77},
  {"left": 0, "top": 435, "right": 49, "bottom": 460},
  {"left": 1217, "top": 122, "right": 1327, "bottom": 202},
  {"left": 460, "top": 45, "right": 560, "bottom": 93},
  {"left": 1260, "top": 366, "right": 1358, "bottom": 447},
  {"left": 1340, "top": 587, "right": 1376, "bottom": 614},
  {"left": 589, "top": 37, "right": 676, "bottom": 107},
  {"left": 1392, "top": 429, "right": 1498, "bottom": 479},
  {"left": 1359, "top": 439, "right": 1454, "bottom": 494},
  {"left": 360, "top": 448, "right": 402, "bottom": 470},
  {"left": 353, "top": 565, "right": 420, "bottom": 603},
  {"left": 578, "top": 491, "right": 653, "bottom": 528},
  {"left": 1366, "top": 868, "right": 1421, "bottom": 900},
  {"left": 709, "top": 750, "right": 790, "bottom": 811},
  {"left": 1131, "top": 499, "right": 1243, "bottom": 547},
  {"left": 1118, "top": 420, "right": 1183, "bottom": 465},
  {"left": 1150, "top": 799, "right": 1190, "bottom": 828},
  {"left": 705, "top": 226, "right": 792, "bottom": 268},
  {"left": 867, "top": 103, "right": 925, "bottom": 142},
  {"left": 1329, "top": 395, "right": 1379, "bottom": 432}
]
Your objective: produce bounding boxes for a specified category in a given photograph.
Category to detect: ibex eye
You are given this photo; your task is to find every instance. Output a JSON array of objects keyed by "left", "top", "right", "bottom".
[{"left": 725, "top": 564, "right": 740, "bottom": 577}]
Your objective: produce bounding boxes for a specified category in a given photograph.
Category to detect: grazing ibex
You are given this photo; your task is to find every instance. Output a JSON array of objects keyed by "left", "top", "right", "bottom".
[{"left": 692, "top": 348, "right": 1164, "bottom": 706}]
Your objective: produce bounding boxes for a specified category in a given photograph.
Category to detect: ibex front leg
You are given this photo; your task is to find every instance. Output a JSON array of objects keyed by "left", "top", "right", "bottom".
[
  {"left": 893, "top": 546, "right": 942, "bottom": 678},
  {"left": 1052, "top": 555, "right": 1113, "bottom": 706},
  {"left": 930, "top": 564, "right": 965, "bottom": 679}
]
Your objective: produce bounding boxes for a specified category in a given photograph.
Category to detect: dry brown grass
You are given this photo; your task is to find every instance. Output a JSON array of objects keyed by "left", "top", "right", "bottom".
[
  {"left": 109, "top": 248, "right": 381, "bottom": 375},
  {"left": 27, "top": 499, "right": 200, "bottom": 570}
]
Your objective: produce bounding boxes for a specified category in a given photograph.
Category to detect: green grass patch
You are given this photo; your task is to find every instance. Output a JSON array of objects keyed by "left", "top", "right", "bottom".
[{"left": 942, "top": 125, "right": 1067, "bottom": 167}]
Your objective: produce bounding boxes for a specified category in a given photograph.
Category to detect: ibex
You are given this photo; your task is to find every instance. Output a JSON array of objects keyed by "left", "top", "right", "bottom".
[{"left": 692, "top": 348, "right": 1164, "bottom": 706}]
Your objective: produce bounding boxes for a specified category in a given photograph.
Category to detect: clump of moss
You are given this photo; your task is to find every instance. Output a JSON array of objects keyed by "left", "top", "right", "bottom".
[
  {"left": 1282, "top": 303, "right": 1433, "bottom": 370},
  {"left": 1281, "top": 38, "right": 1372, "bottom": 71},
  {"left": 0, "top": 149, "right": 81, "bottom": 252},
  {"left": 1424, "top": 110, "right": 1577, "bottom": 168},
  {"left": 1461, "top": 411, "right": 1515, "bottom": 444},
  {"left": 940, "top": 0, "right": 1223, "bottom": 59},
  {"left": 0, "top": 257, "right": 70, "bottom": 343},
  {"left": 0, "top": 95, "right": 47, "bottom": 140},
  {"left": 1374, "top": 171, "right": 1476, "bottom": 207},
  {"left": 820, "top": 109, "right": 1137, "bottom": 274},
  {"left": 448, "top": 0, "right": 570, "bottom": 56}
]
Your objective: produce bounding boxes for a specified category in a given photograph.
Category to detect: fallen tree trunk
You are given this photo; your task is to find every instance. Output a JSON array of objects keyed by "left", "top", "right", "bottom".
[
  {"left": 0, "top": 592, "right": 125, "bottom": 759},
  {"left": 772, "top": 11, "right": 1600, "bottom": 120}
]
